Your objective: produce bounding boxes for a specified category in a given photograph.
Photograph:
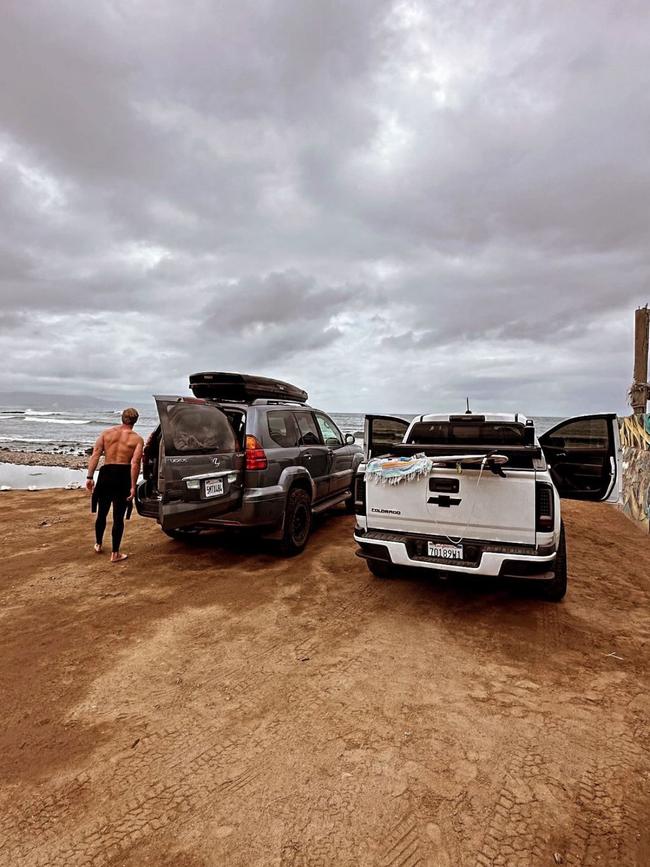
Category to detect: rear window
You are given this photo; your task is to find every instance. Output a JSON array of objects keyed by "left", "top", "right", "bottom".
[
  {"left": 267, "top": 410, "right": 300, "bottom": 448},
  {"left": 162, "top": 402, "right": 236, "bottom": 454},
  {"left": 408, "top": 421, "right": 527, "bottom": 446},
  {"left": 295, "top": 412, "right": 321, "bottom": 446}
]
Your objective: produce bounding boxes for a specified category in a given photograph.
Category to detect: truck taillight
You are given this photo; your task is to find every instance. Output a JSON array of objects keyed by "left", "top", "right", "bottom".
[
  {"left": 535, "top": 482, "right": 554, "bottom": 532},
  {"left": 245, "top": 435, "right": 268, "bottom": 471},
  {"left": 354, "top": 472, "right": 366, "bottom": 515}
]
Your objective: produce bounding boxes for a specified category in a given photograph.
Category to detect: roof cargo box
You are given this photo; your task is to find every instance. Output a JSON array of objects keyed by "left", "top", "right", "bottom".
[{"left": 189, "top": 372, "right": 308, "bottom": 404}]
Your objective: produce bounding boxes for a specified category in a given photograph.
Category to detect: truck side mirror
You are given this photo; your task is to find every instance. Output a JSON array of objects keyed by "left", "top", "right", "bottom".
[{"left": 345, "top": 433, "right": 356, "bottom": 445}]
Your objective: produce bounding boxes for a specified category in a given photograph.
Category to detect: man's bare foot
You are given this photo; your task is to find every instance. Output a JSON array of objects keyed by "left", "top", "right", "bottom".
[
  {"left": 110, "top": 553, "right": 128, "bottom": 563},
  {"left": 94, "top": 543, "right": 103, "bottom": 554}
]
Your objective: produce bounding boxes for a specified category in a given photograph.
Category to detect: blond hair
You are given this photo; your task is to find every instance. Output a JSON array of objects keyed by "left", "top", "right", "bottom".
[{"left": 122, "top": 407, "right": 139, "bottom": 426}]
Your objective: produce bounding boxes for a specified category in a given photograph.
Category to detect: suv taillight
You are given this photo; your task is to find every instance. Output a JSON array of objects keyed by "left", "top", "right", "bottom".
[
  {"left": 245, "top": 435, "right": 268, "bottom": 471},
  {"left": 354, "top": 472, "right": 366, "bottom": 516},
  {"left": 535, "top": 482, "right": 554, "bottom": 532}
]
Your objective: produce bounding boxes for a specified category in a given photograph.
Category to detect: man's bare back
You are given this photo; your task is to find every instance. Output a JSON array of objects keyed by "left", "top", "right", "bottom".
[
  {"left": 87, "top": 425, "right": 144, "bottom": 492},
  {"left": 101, "top": 425, "right": 144, "bottom": 465}
]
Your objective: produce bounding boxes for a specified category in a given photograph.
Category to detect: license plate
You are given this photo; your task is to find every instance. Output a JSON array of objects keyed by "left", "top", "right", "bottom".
[
  {"left": 427, "top": 542, "right": 463, "bottom": 560},
  {"left": 204, "top": 478, "right": 224, "bottom": 498}
]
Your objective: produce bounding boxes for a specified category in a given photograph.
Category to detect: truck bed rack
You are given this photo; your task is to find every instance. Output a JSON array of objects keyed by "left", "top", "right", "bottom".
[
  {"left": 373, "top": 443, "right": 542, "bottom": 469},
  {"left": 380, "top": 443, "right": 542, "bottom": 458}
]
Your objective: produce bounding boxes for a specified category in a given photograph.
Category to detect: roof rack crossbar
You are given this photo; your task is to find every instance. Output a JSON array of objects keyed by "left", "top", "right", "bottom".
[{"left": 251, "top": 398, "right": 312, "bottom": 406}]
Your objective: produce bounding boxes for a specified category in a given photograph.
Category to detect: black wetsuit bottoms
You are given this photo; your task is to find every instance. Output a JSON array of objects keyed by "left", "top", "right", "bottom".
[{"left": 91, "top": 464, "right": 133, "bottom": 553}]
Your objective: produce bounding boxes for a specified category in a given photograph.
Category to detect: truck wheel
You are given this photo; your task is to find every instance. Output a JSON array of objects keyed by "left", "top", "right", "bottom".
[
  {"left": 279, "top": 488, "right": 312, "bottom": 556},
  {"left": 539, "top": 523, "right": 568, "bottom": 602},
  {"left": 367, "top": 559, "right": 394, "bottom": 579},
  {"left": 344, "top": 489, "right": 356, "bottom": 513}
]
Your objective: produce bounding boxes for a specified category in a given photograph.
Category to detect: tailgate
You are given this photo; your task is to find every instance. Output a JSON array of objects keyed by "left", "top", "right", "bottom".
[{"left": 366, "top": 466, "right": 537, "bottom": 545}]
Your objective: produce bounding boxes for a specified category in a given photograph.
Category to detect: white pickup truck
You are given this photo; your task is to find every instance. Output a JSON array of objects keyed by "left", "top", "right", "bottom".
[{"left": 353, "top": 412, "right": 621, "bottom": 601}]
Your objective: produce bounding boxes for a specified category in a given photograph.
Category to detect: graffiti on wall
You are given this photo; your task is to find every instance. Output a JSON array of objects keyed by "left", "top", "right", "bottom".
[{"left": 618, "top": 414, "right": 650, "bottom": 531}]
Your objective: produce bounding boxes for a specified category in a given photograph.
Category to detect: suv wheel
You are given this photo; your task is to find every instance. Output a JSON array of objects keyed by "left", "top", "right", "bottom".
[
  {"left": 279, "top": 488, "right": 312, "bottom": 556},
  {"left": 539, "top": 522, "right": 568, "bottom": 602},
  {"left": 163, "top": 526, "right": 202, "bottom": 541}
]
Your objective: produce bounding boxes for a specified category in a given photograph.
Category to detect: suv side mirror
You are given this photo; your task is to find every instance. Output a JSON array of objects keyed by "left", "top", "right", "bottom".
[{"left": 345, "top": 433, "right": 356, "bottom": 445}]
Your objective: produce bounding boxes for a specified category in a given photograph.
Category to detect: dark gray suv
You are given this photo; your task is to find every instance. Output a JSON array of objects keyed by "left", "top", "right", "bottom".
[{"left": 135, "top": 372, "right": 363, "bottom": 555}]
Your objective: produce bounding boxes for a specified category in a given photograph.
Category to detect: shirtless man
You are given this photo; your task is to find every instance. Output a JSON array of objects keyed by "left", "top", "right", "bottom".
[{"left": 86, "top": 408, "right": 144, "bottom": 562}]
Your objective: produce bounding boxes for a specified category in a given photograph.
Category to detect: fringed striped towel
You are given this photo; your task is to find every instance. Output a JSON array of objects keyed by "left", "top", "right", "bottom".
[{"left": 366, "top": 454, "right": 433, "bottom": 485}]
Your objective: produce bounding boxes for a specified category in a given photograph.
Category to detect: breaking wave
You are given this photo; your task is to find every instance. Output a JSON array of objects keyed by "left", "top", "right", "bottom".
[
  {"left": 26, "top": 416, "right": 92, "bottom": 425},
  {"left": 24, "top": 410, "right": 67, "bottom": 416},
  {"left": 0, "top": 436, "right": 57, "bottom": 444}
]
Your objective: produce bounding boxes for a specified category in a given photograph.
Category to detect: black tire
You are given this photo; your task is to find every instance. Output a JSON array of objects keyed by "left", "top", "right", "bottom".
[
  {"left": 367, "top": 558, "right": 394, "bottom": 579},
  {"left": 279, "top": 488, "right": 312, "bottom": 556},
  {"left": 539, "top": 523, "right": 568, "bottom": 601},
  {"left": 344, "top": 489, "right": 356, "bottom": 513},
  {"left": 162, "top": 526, "right": 202, "bottom": 541}
]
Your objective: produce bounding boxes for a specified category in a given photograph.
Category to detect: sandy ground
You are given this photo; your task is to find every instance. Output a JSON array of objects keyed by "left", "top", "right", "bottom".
[{"left": 0, "top": 491, "right": 648, "bottom": 867}]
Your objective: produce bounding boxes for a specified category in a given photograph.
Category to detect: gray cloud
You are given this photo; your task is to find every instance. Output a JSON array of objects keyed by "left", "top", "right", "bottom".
[{"left": 0, "top": 0, "right": 648, "bottom": 415}]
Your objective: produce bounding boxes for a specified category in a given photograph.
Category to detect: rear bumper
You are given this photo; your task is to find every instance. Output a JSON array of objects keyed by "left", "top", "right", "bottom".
[
  {"left": 205, "top": 487, "right": 286, "bottom": 528},
  {"left": 135, "top": 482, "right": 286, "bottom": 529},
  {"left": 354, "top": 528, "right": 557, "bottom": 579}
]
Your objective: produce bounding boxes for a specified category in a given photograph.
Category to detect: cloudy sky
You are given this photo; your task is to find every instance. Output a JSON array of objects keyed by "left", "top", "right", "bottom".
[{"left": 1, "top": 0, "right": 648, "bottom": 415}]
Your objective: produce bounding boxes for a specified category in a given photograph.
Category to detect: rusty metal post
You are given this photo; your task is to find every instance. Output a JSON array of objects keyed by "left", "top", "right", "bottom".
[{"left": 631, "top": 305, "right": 649, "bottom": 415}]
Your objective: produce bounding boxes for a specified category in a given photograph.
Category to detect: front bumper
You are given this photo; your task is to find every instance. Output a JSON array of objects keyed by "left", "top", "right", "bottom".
[{"left": 354, "top": 528, "right": 557, "bottom": 579}]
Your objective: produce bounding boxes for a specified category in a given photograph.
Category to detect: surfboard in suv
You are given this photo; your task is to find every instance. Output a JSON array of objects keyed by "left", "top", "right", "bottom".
[
  {"left": 353, "top": 412, "right": 621, "bottom": 600},
  {"left": 135, "top": 372, "right": 363, "bottom": 555}
]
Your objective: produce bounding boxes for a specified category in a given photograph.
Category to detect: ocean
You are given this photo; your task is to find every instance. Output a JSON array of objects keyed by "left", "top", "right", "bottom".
[{"left": 0, "top": 403, "right": 564, "bottom": 457}]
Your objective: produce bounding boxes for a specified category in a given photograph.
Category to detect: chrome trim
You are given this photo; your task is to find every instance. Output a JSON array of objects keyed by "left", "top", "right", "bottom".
[{"left": 182, "top": 470, "right": 235, "bottom": 481}]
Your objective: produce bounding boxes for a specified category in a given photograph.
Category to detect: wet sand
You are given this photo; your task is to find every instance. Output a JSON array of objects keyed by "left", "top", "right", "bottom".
[
  {"left": 0, "top": 447, "right": 88, "bottom": 469},
  {"left": 0, "top": 462, "right": 85, "bottom": 490},
  {"left": 0, "top": 491, "right": 648, "bottom": 866}
]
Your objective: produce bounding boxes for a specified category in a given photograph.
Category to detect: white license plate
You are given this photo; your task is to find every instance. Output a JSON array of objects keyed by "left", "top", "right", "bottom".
[
  {"left": 204, "top": 478, "right": 224, "bottom": 498},
  {"left": 427, "top": 542, "right": 463, "bottom": 560}
]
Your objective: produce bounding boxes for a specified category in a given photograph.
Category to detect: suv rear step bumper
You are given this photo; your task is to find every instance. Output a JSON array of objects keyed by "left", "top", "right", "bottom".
[
  {"left": 138, "top": 483, "right": 352, "bottom": 531},
  {"left": 354, "top": 529, "right": 556, "bottom": 579},
  {"left": 136, "top": 484, "right": 286, "bottom": 529}
]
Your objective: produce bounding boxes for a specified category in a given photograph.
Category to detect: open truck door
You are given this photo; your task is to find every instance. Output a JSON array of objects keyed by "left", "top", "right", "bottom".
[
  {"left": 365, "top": 415, "right": 410, "bottom": 460},
  {"left": 539, "top": 413, "right": 621, "bottom": 503},
  {"left": 155, "top": 396, "right": 245, "bottom": 531}
]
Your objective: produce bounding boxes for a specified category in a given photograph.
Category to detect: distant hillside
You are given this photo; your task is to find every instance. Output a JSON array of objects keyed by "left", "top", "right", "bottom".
[{"left": 0, "top": 391, "right": 149, "bottom": 411}]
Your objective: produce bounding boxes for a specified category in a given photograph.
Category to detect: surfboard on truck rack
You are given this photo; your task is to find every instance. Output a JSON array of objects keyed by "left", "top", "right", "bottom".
[{"left": 189, "top": 372, "right": 308, "bottom": 404}]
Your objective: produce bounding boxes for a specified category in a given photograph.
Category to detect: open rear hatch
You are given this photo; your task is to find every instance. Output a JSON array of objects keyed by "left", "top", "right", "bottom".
[{"left": 155, "top": 396, "right": 245, "bottom": 531}]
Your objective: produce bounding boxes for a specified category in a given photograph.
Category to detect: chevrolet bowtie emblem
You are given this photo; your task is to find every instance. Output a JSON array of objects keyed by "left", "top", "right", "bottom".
[{"left": 427, "top": 495, "right": 462, "bottom": 508}]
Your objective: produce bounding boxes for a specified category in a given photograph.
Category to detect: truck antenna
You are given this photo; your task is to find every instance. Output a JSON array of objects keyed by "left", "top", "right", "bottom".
[{"left": 465, "top": 397, "right": 471, "bottom": 414}]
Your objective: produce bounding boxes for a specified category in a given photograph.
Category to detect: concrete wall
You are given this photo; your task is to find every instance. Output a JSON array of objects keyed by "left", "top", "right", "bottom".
[{"left": 619, "top": 414, "right": 650, "bottom": 531}]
